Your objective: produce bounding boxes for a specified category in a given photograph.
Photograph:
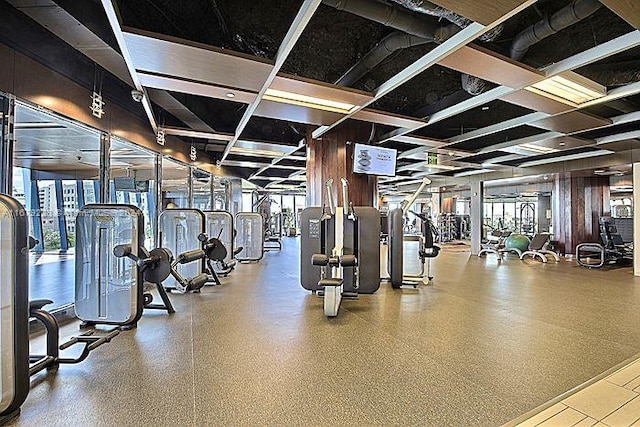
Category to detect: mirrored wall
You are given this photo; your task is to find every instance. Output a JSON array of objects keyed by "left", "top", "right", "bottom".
[{"left": 2, "top": 97, "right": 226, "bottom": 313}]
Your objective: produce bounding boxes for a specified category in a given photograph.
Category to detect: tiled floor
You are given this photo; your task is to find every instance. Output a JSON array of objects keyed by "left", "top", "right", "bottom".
[
  {"left": 512, "top": 357, "right": 640, "bottom": 427},
  {"left": 11, "top": 237, "right": 640, "bottom": 426}
]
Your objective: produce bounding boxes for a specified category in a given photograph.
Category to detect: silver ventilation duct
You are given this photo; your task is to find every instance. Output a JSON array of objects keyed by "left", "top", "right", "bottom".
[
  {"left": 323, "top": 0, "right": 460, "bottom": 87},
  {"left": 462, "top": 0, "right": 603, "bottom": 95},
  {"left": 336, "top": 32, "right": 432, "bottom": 86},
  {"left": 321, "top": 0, "right": 460, "bottom": 40},
  {"left": 388, "top": 0, "right": 503, "bottom": 42},
  {"left": 510, "top": 0, "right": 602, "bottom": 61}
]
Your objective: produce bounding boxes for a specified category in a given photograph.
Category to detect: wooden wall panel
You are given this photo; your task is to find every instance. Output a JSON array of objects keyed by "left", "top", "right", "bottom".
[
  {"left": 306, "top": 121, "right": 377, "bottom": 207},
  {"left": 553, "top": 174, "right": 609, "bottom": 254}
]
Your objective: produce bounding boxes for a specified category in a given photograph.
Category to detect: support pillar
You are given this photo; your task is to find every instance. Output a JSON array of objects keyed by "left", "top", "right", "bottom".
[
  {"left": 306, "top": 122, "right": 377, "bottom": 207},
  {"left": 99, "top": 133, "right": 110, "bottom": 203},
  {"left": 553, "top": 173, "right": 610, "bottom": 255},
  {"left": 470, "top": 181, "right": 483, "bottom": 255},
  {"left": 0, "top": 94, "right": 13, "bottom": 195},
  {"left": 633, "top": 163, "right": 640, "bottom": 276}
]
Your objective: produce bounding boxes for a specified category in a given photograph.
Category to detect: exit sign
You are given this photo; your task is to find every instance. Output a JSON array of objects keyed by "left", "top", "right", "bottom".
[{"left": 427, "top": 153, "right": 437, "bottom": 165}]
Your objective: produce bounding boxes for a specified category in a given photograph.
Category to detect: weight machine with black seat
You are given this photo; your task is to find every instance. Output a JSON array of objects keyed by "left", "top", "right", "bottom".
[
  {"left": 203, "top": 211, "right": 242, "bottom": 276},
  {"left": 197, "top": 230, "right": 241, "bottom": 285},
  {"left": 77, "top": 205, "right": 208, "bottom": 328},
  {"left": 300, "top": 178, "right": 380, "bottom": 317},
  {"left": 387, "top": 178, "right": 440, "bottom": 287},
  {"left": 576, "top": 217, "right": 633, "bottom": 268},
  {"left": 0, "top": 195, "right": 119, "bottom": 425}
]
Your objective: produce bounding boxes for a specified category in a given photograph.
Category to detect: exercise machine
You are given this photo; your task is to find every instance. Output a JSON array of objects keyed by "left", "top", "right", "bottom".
[
  {"left": 76, "top": 204, "right": 149, "bottom": 326},
  {"left": 235, "top": 212, "right": 264, "bottom": 262},
  {"left": 478, "top": 229, "right": 511, "bottom": 258},
  {"left": 407, "top": 209, "right": 441, "bottom": 283},
  {"left": 576, "top": 217, "right": 633, "bottom": 268},
  {"left": 387, "top": 178, "right": 440, "bottom": 287},
  {"left": 0, "top": 195, "right": 119, "bottom": 424},
  {"left": 204, "top": 210, "right": 241, "bottom": 276},
  {"left": 300, "top": 178, "right": 380, "bottom": 317},
  {"left": 159, "top": 209, "right": 206, "bottom": 291},
  {"left": 0, "top": 194, "right": 31, "bottom": 423},
  {"left": 198, "top": 231, "right": 241, "bottom": 285},
  {"left": 520, "top": 233, "right": 560, "bottom": 263},
  {"left": 264, "top": 212, "right": 283, "bottom": 251}
]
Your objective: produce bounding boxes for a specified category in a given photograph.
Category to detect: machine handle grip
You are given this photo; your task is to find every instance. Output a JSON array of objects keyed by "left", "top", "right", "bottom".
[
  {"left": 113, "top": 244, "right": 132, "bottom": 258},
  {"left": 339, "top": 255, "right": 357, "bottom": 267},
  {"left": 312, "top": 254, "right": 330, "bottom": 266},
  {"left": 137, "top": 254, "right": 161, "bottom": 268}
]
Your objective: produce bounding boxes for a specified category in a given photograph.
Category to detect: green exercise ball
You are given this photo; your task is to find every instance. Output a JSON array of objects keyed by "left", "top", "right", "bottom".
[{"left": 504, "top": 234, "right": 530, "bottom": 252}]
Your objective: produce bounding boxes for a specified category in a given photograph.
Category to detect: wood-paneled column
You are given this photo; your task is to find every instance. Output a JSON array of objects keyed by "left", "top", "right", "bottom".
[
  {"left": 552, "top": 173, "right": 610, "bottom": 255},
  {"left": 306, "top": 122, "right": 378, "bottom": 207}
]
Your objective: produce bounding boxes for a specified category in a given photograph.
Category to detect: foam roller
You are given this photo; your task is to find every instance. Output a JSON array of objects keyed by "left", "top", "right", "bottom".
[
  {"left": 178, "top": 249, "right": 205, "bottom": 264},
  {"left": 189, "top": 273, "right": 208, "bottom": 290}
]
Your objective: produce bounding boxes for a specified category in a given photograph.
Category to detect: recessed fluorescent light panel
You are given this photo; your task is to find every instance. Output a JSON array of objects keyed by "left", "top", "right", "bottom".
[
  {"left": 263, "top": 88, "right": 357, "bottom": 114},
  {"left": 525, "top": 73, "right": 606, "bottom": 106},
  {"left": 229, "top": 147, "right": 288, "bottom": 157},
  {"left": 519, "top": 149, "right": 614, "bottom": 167},
  {"left": 518, "top": 143, "right": 559, "bottom": 154},
  {"left": 454, "top": 169, "right": 494, "bottom": 177}
]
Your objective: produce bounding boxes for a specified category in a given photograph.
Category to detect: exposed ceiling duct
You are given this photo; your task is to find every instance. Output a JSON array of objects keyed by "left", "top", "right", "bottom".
[
  {"left": 579, "top": 60, "right": 640, "bottom": 88},
  {"left": 323, "top": 0, "right": 460, "bottom": 87},
  {"left": 320, "top": 0, "right": 460, "bottom": 40},
  {"left": 510, "top": 0, "right": 602, "bottom": 61},
  {"left": 462, "top": 0, "right": 603, "bottom": 95},
  {"left": 387, "top": 0, "right": 503, "bottom": 42},
  {"left": 335, "top": 31, "right": 431, "bottom": 86}
]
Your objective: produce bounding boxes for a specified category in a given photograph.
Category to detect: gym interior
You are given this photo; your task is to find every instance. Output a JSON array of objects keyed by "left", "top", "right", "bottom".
[{"left": 0, "top": 0, "right": 640, "bottom": 425}]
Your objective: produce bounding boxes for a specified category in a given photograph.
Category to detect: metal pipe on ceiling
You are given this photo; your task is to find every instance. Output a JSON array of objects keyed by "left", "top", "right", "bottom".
[
  {"left": 510, "top": 0, "right": 602, "bottom": 61},
  {"left": 461, "top": 0, "right": 603, "bottom": 95},
  {"left": 335, "top": 31, "right": 432, "bottom": 86},
  {"left": 324, "top": 0, "right": 460, "bottom": 87},
  {"left": 387, "top": 0, "right": 503, "bottom": 42},
  {"left": 321, "top": 0, "right": 459, "bottom": 40}
]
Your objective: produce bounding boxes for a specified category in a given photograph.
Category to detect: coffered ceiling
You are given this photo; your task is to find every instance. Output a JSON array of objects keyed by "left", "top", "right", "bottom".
[{"left": 4, "top": 0, "right": 640, "bottom": 194}]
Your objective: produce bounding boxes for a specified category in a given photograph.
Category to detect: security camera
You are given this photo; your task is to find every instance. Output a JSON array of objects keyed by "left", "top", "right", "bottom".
[{"left": 131, "top": 90, "right": 144, "bottom": 103}]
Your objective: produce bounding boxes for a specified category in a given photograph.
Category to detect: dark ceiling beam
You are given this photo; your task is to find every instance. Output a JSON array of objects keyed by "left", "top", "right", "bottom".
[{"left": 220, "top": 0, "right": 323, "bottom": 163}]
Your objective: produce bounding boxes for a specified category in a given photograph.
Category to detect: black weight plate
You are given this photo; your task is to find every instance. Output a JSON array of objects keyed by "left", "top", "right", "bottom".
[
  {"left": 205, "top": 238, "right": 227, "bottom": 261},
  {"left": 143, "top": 248, "right": 172, "bottom": 284}
]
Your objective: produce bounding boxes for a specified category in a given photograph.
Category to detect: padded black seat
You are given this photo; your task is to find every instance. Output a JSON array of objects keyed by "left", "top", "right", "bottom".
[
  {"left": 520, "top": 233, "right": 560, "bottom": 263},
  {"left": 30, "top": 299, "right": 54, "bottom": 311},
  {"left": 319, "top": 278, "right": 343, "bottom": 287}
]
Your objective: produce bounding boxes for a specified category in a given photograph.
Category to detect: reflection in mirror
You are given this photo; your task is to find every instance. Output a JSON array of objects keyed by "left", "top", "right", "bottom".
[
  {"left": 109, "top": 137, "right": 157, "bottom": 248},
  {"left": 11, "top": 100, "right": 101, "bottom": 311}
]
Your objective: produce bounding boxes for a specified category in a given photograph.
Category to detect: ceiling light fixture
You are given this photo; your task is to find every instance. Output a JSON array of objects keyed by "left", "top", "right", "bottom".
[
  {"left": 518, "top": 143, "right": 558, "bottom": 154},
  {"left": 226, "top": 92, "right": 236, "bottom": 98},
  {"left": 524, "top": 73, "right": 606, "bottom": 106},
  {"left": 454, "top": 169, "right": 494, "bottom": 177},
  {"left": 519, "top": 149, "right": 614, "bottom": 167},
  {"left": 263, "top": 88, "right": 357, "bottom": 114},
  {"left": 229, "top": 147, "right": 287, "bottom": 158}
]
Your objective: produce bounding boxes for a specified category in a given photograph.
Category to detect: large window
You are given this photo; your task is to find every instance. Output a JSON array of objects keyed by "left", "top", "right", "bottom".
[
  {"left": 12, "top": 101, "right": 101, "bottom": 310},
  {"left": 192, "top": 169, "right": 212, "bottom": 211},
  {"left": 110, "top": 137, "right": 157, "bottom": 248},
  {"left": 161, "top": 157, "right": 190, "bottom": 209}
]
